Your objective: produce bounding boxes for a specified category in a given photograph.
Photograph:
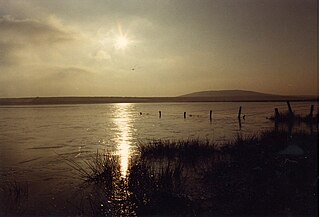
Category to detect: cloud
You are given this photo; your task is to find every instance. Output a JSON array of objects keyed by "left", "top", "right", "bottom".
[
  {"left": 0, "top": 41, "right": 22, "bottom": 66},
  {"left": 92, "top": 50, "right": 112, "bottom": 61},
  {"left": 47, "top": 66, "right": 93, "bottom": 80},
  {"left": 0, "top": 16, "right": 76, "bottom": 66},
  {"left": 0, "top": 15, "right": 74, "bottom": 44},
  {"left": 0, "top": 65, "right": 98, "bottom": 97}
]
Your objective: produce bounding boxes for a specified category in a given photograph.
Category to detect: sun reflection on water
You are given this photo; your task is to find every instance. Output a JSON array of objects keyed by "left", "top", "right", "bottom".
[{"left": 113, "top": 103, "right": 133, "bottom": 178}]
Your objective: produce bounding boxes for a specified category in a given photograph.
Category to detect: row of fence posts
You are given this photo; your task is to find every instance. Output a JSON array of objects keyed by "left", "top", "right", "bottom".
[
  {"left": 157, "top": 107, "right": 241, "bottom": 120},
  {"left": 156, "top": 102, "right": 315, "bottom": 121},
  {"left": 158, "top": 110, "right": 215, "bottom": 120},
  {"left": 158, "top": 102, "right": 310, "bottom": 132},
  {"left": 147, "top": 101, "right": 315, "bottom": 133},
  {"left": 157, "top": 107, "right": 243, "bottom": 128}
]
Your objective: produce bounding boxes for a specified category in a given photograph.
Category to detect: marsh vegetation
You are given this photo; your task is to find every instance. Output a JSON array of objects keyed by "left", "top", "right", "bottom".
[{"left": 59, "top": 129, "right": 318, "bottom": 216}]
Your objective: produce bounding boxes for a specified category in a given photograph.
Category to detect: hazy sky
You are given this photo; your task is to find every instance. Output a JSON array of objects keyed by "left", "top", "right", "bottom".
[{"left": 0, "top": 0, "right": 318, "bottom": 97}]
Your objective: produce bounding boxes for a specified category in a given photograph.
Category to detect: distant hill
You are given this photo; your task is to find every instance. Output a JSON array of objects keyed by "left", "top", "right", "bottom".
[
  {"left": 179, "top": 90, "right": 317, "bottom": 101},
  {"left": 180, "top": 90, "right": 279, "bottom": 97}
]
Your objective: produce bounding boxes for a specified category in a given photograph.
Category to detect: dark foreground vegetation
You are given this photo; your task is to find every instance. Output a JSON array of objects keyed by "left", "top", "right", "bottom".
[
  {"left": 65, "top": 129, "right": 318, "bottom": 216},
  {"left": 1, "top": 129, "right": 318, "bottom": 216}
]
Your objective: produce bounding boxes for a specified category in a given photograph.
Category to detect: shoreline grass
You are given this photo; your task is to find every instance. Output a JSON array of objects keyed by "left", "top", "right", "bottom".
[{"left": 64, "top": 129, "right": 318, "bottom": 216}]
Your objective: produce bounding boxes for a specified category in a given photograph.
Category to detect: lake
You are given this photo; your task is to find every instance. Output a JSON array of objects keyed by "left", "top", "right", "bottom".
[{"left": 0, "top": 101, "right": 318, "bottom": 215}]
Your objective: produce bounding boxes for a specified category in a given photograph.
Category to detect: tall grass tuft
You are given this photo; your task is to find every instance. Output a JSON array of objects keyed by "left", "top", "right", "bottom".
[
  {"left": 0, "top": 180, "right": 29, "bottom": 216},
  {"left": 63, "top": 151, "right": 120, "bottom": 183},
  {"left": 139, "top": 138, "right": 218, "bottom": 163},
  {"left": 128, "top": 159, "right": 193, "bottom": 215}
]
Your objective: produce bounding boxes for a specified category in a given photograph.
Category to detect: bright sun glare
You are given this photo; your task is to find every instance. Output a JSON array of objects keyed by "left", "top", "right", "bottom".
[{"left": 115, "top": 36, "right": 129, "bottom": 49}]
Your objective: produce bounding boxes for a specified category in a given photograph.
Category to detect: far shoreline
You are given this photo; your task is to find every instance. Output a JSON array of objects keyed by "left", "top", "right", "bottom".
[{"left": 0, "top": 96, "right": 318, "bottom": 106}]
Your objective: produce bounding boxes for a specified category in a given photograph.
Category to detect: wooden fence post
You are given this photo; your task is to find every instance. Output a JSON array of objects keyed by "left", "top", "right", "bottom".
[
  {"left": 309, "top": 105, "right": 314, "bottom": 118},
  {"left": 286, "top": 101, "right": 294, "bottom": 116},
  {"left": 238, "top": 106, "right": 242, "bottom": 119},
  {"left": 274, "top": 108, "right": 280, "bottom": 121}
]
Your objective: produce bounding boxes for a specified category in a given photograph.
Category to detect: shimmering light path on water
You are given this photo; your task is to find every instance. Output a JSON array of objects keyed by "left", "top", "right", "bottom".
[{"left": 112, "top": 103, "right": 134, "bottom": 177}]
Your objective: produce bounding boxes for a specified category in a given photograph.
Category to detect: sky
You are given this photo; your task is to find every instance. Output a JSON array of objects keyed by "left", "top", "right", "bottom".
[{"left": 0, "top": 0, "right": 318, "bottom": 97}]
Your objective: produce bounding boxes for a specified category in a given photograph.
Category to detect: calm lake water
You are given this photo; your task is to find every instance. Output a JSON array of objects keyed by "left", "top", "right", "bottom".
[{"left": 0, "top": 101, "right": 318, "bottom": 214}]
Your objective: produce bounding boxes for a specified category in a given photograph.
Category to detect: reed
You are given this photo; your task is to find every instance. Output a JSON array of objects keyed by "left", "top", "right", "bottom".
[
  {"left": 0, "top": 180, "right": 29, "bottom": 216},
  {"left": 63, "top": 151, "right": 120, "bottom": 183},
  {"left": 139, "top": 138, "right": 217, "bottom": 162},
  {"left": 128, "top": 159, "right": 193, "bottom": 215}
]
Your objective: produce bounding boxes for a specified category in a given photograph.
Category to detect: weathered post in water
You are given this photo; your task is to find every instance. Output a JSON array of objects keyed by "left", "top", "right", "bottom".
[
  {"left": 210, "top": 110, "right": 212, "bottom": 121},
  {"left": 159, "top": 111, "right": 161, "bottom": 118},
  {"left": 274, "top": 108, "right": 280, "bottom": 121},
  {"left": 309, "top": 105, "right": 314, "bottom": 118},
  {"left": 237, "top": 106, "right": 242, "bottom": 119},
  {"left": 286, "top": 101, "right": 294, "bottom": 117},
  {"left": 184, "top": 112, "right": 186, "bottom": 119}
]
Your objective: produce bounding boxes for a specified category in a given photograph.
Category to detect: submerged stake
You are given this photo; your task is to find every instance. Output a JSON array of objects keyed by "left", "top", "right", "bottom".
[
  {"left": 274, "top": 108, "right": 280, "bottom": 120},
  {"left": 238, "top": 106, "right": 242, "bottom": 119},
  {"left": 309, "top": 105, "right": 314, "bottom": 117},
  {"left": 286, "top": 101, "right": 293, "bottom": 116}
]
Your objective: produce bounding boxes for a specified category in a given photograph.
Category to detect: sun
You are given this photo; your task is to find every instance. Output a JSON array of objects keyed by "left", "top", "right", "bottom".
[{"left": 115, "top": 35, "right": 129, "bottom": 49}]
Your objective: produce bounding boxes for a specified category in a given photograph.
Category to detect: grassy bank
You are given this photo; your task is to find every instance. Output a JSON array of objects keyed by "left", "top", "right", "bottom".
[{"left": 72, "top": 129, "right": 318, "bottom": 216}]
